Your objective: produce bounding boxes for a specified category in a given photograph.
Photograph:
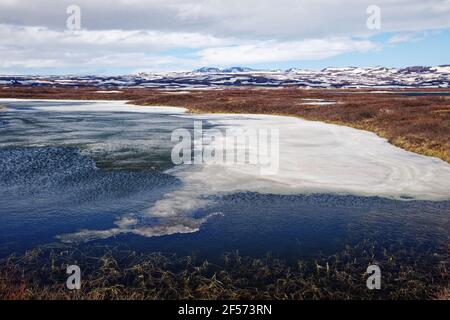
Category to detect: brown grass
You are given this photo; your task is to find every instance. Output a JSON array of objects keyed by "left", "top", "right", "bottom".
[
  {"left": 1, "top": 86, "right": 449, "bottom": 163},
  {"left": 1, "top": 239, "right": 449, "bottom": 300}
]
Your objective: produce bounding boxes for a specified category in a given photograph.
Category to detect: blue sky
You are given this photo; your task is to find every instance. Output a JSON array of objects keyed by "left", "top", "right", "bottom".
[
  {"left": 0, "top": 0, "right": 449, "bottom": 75},
  {"left": 250, "top": 31, "right": 450, "bottom": 71}
]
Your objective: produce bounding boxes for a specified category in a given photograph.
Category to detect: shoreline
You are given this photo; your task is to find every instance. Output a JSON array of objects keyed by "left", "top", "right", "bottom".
[
  {"left": 1, "top": 98, "right": 449, "bottom": 205},
  {"left": 0, "top": 87, "right": 449, "bottom": 163},
  {"left": 2, "top": 96, "right": 449, "bottom": 164}
]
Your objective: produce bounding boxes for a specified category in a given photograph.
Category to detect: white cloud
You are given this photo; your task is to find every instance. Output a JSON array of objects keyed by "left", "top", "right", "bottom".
[
  {"left": 199, "top": 38, "right": 379, "bottom": 65},
  {"left": 0, "top": 0, "right": 448, "bottom": 73},
  {"left": 0, "top": 23, "right": 379, "bottom": 71},
  {"left": 0, "top": 24, "right": 233, "bottom": 50},
  {"left": 388, "top": 33, "right": 423, "bottom": 44},
  {"left": 387, "top": 30, "right": 443, "bottom": 45},
  {"left": 0, "top": 23, "right": 236, "bottom": 71},
  {"left": 1, "top": 0, "right": 449, "bottom": 36}
]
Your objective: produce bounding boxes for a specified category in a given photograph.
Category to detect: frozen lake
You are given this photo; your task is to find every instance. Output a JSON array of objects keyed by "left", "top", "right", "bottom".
[{"left": 0, "top": 99, "right": 449, "bottom": 260}]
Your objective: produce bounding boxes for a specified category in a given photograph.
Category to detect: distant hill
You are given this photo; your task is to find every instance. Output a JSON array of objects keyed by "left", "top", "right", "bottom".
[
  {"left": 1, "top": 65, "right": 449, "bottom": 88},
  {"left": 195, "top": 66, "right": 256, "bottom": 73}
]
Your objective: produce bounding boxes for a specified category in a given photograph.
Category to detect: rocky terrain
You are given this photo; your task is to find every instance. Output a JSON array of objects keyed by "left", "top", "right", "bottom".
[{"left": 1, "top": 66, "right": 449, "bottom": 89}]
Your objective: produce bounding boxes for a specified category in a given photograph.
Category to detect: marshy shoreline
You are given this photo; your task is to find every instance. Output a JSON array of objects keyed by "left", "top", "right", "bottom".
[{"left": 1, "top": 86, "right": 449, "bottom": 163}]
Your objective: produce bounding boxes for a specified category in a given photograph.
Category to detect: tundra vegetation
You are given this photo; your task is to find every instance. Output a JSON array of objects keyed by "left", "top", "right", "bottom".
[{"left": 0, "top": 237, "right": 449, "bottom": 300}]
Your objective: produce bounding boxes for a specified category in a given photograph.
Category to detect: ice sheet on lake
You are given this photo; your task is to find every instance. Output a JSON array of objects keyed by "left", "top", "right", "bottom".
[
  {"left": 0, "top": 98, "right": 187, "bottom": 114},
  {"left": 3, "top": 99, "right": 449, "bottom": 242},
  {"left": 147, "top": 113, "right": 450, "bottom": 220},
  {"left": 64, "top": 106, "right": 450, "bottom": 243}
]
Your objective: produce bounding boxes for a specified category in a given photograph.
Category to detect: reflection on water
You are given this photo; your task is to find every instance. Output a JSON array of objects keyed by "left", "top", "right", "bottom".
[
  {"left": 0, "top": 100, "right": 192, "bottom": 171},
  {"left": 0, "top": 100, "right": 449, "bottom": 264},
  {"left": 90, "top": 192, "right": 450, "bottom": 263}
]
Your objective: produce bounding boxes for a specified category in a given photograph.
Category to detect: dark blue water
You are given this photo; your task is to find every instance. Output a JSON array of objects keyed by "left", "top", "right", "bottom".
[
  {"left": 0, "top": 146, "right": 180, "bottom": 255},
  {"left": 0, "top": 100, "right": 449, "bottom": 261},
  {"left": 95, "top": 193, "right": 450, "bottom": 261}
]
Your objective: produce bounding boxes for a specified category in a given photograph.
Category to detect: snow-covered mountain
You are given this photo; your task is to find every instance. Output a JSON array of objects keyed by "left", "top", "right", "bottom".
[
  {"left": 1, "top": 66, "right": 449, "bottom": 88},
  {"left": 195, "top": 66, "right": 256, "bottom": 73}
]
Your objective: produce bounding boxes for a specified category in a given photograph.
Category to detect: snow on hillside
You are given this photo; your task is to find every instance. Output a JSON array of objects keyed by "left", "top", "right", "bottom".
[{"left": 1, "top": 66, "right": 449, "bottom": 88}]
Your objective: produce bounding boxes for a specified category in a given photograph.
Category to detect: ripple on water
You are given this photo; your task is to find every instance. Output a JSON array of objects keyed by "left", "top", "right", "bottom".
[{"left": 0, "top": 147, "right": 180, "bottom": 251}]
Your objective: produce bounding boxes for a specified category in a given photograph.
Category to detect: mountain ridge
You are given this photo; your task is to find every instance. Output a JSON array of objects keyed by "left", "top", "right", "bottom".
[{"left": 1, "top": 65, "right": 449, "bottom": 88}]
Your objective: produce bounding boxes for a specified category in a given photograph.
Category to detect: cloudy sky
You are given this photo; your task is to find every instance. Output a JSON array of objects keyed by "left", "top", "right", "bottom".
[{"left": 0, "top": 0, "right": 449, "bottom": 74}]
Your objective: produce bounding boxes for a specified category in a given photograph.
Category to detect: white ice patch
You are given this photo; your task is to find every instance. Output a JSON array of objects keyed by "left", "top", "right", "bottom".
[
  {"left": 63, "top": 112, "right": 450, "bottom": 243},
  {"left": 57, "top": 213, "right": 223, "bottom": 243},
  {"left": 300, "top": 98, "right": 338, "bottom": 105},
  {"left": 146, "top": 113, "right": 450, "bottom": 219},
  {"left": 0, "top": 98, "right": 187, "bottom": 114}
]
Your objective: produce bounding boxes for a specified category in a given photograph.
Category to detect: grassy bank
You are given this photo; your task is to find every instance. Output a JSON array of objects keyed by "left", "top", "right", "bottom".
[
  {"left": 1, "top": 87, "right": 449, "bottom": 163},
  {"left": 1, "top": 239, "right": 449, "bottom": 300}
]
